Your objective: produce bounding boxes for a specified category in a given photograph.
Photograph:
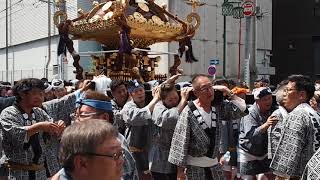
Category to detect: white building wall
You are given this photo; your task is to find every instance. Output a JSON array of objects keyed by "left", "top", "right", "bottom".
[
  {"left": 0, "top": 36, "right": 78, "bottom": 82},
  {"left": 150, "top": 0, "right": 169, "bottom": 75},
  {"left": 166, "top": 0, "right": 272, "bottom": 82},
  {"left": 0, "top": 0, "right": 96, "bottom": 82}
]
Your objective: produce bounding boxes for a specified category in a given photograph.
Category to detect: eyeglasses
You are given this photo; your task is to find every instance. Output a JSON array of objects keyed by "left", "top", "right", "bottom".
[
  {"left": 283, "top": 87, "right": 298, "bottom": 93},
  {"left": 196, "top": 84, "right": 213, "bottom": 92},
  {"left": 83, "top": 150, "right": 125, "bottom": 161},
  {"left": 76, "top": 112, "right": 102, "bottom": 119}
]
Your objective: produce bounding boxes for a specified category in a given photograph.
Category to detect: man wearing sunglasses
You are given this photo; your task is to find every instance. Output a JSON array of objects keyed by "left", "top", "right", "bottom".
[{"left": 53, "top": 119, "right": 124, "bottom": 180}]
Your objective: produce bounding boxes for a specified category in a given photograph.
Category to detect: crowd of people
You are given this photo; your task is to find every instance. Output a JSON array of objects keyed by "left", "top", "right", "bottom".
[{"left": 0, "top": 74, "right": 319, "bottom": 180}]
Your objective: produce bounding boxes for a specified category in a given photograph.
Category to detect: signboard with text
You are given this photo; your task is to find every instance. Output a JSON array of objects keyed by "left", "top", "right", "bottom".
[
  {"left": 242, "top": 0, "right": 255, "bottom": 17},
  {"left": 210, "top": 59, "right": 220, "bottom": 65}
]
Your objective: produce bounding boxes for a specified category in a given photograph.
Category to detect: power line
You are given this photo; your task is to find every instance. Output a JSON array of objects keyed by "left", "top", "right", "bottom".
[
  {"left": 0, "top": 7, "right": 23, "bottom": 21},
  {"left": 0, "top": 1, "right": 31, "bottom": 20},
  {"left": 0, "top": 0, "right": 23, "bottom": 14},
  {"left": 0, "top": 3, "right": 47, "bottom": 46},
  {"left": 0, "top": 0, "right": 79, "bottom": 47},
  {"left": 0, "top": 0, "right": 77, "bottom": 20}
]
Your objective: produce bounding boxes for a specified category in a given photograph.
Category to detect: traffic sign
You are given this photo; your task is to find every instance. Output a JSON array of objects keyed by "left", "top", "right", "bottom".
[
  {"left": 210, "top": 59, "right": 219, "bottom": 65},
  {"left": 208, "top": 65, "right": 216, "bottom": 76},
  {"left": 242, "top": 0, "right": 255, "bottom": 17}
]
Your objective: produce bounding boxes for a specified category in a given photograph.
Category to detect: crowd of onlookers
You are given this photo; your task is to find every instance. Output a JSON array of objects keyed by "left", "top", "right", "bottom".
[{"left": 0, "top": 74, "right": 319, "bottom": 180}]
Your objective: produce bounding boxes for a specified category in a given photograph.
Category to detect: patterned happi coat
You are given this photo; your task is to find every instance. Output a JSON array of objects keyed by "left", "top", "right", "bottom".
[
  {"left": 149, "top": 102, "right": 179, "bottom": 174},
  {"left": 111, "top": 99, "right": 127, "bottom": 135},
  {"left": 267, "top": 106, "right": 288, "bottom": 159},
  {"left": 0, "top": 91, "right": 79, "bottom": 178},
  {"left": 120, "top": 100, "right": 152, "bottom": 172},
  {"left": 270, "top": 103, "right": 320, "bottom": 178},
  {"left": 117, "top": 133, "right": 139, "bottom": 180},
  {"left": 42, "top": 90, "right": 79, "bottom": 126},
  {"left": 108, "top": 99, "right": 139, "bottom": 180},
  {"left": 42, "top": 90, "right": 82, "bottom": 177},
  {"left": 301, "top": 147, "right": 320, "bottom": 180},
  {"left": 0, "top": 91, "right": 79, "bottom": 126},
  {"left": 168, "top": 100, "right": 247, "bottom": 180},
  {"left": 238, "top": 102, "right": 279, "bottom": 175},
  {"left": 0, "top": 106, "right": 60, "bottom": 180},
  {"left": 0, "top": 96, "right": 15, "bottom": 113}
]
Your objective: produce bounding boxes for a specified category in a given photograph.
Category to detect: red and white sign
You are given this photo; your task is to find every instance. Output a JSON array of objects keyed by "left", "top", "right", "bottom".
[
  {"left": 242, "top": 0, "right": 255, "bottom": 17},
  {"left": 208, "top": 65, "right": 216, "bottom": 76}
]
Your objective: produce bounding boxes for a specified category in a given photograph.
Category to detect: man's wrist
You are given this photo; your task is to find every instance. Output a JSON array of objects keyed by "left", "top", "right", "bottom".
[
  {"left": 154, "top": 98, "right": 160, "bottom": 103},
  {"left": 259, "top": 123, "right": 270, "bottom": 132},
  {"left": 181, "top": 98, "right": 188, "bottom": 104},
  {"left": 227, "top": 91, "right": 235, "bottom": 99},
  {"left": 31, "top": 123, "right": 41, "bottom": 132}
]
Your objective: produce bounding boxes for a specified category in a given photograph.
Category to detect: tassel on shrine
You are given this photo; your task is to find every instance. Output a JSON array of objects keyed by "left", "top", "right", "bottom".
[
  {"left": 58, "top": 20, "right": 84, "bottom": 79},
  {"left": 178, "top": 37, "right": 198, "bottom": 63},
  {"left": 57, "top": 22, "right": 68, "bottom": 57},
  {"left": 185, "top": 37, "right": 198, "bottom": 63},
  {"left": 119, "top": 27, "right": 133, "bottom": 55}
]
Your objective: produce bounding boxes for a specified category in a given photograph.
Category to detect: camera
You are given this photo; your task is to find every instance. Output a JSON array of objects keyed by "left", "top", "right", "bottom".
[
  {"left": 187, "top": 89, "right": 224, "bottom": 104},
  {"left": 212, "top": 90, "right": 224, "bottom": 104},
  {"left": 88, "top": 81, "right": 96, "bottom": 91},
  {"left": 187, "top": 90, "right": 196, "bottom": 101}
]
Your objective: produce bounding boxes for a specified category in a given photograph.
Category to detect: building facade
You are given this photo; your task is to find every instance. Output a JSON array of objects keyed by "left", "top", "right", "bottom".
[{"left": 0, "top": 0, "right": 99, "bottom": 82}]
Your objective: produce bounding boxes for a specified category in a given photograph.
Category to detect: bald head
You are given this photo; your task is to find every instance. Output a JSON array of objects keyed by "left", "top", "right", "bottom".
[{"left": 192, "top": 74, "right": 211, "bottom": 90}]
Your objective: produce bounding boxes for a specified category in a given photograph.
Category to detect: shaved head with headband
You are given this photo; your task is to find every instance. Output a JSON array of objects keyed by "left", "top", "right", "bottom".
[
  {"left": 127, "top": 79, "right": 146, "bottom": 107},
  {"left": 75, "top": 90, "right": 114, "bottom": 123},
  {"left": 128, "top": 79, "right": 144, "bottom": 93}
]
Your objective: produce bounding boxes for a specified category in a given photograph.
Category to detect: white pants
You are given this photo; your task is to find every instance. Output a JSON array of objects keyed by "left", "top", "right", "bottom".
[{"left": 241, "top": 173, "right": 269, "bottom": 180}]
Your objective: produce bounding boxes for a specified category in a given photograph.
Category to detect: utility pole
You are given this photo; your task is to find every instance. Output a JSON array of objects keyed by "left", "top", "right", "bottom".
[
  {"left": 46, "top": 0, "right": 52, "bottom": 79},
  {"left": 5, "top": 0, "right": 9, "bottom": 82},
  {"left": 10, "top": 0, "right": 15, "bottom": 83},
  {"left": 244, "top": 17, "right": 251, "bottom": 84},
  {"left": 223, "top": 4, "right": 227, "bottom": 78}
]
